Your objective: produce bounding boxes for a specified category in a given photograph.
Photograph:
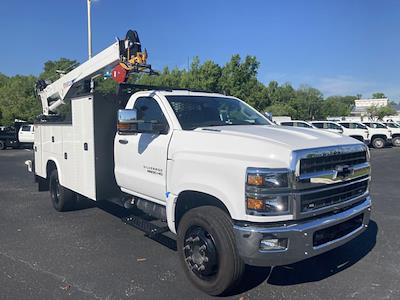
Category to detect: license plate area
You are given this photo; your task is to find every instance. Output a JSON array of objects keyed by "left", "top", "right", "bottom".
[{"left": 313, "top": 213, "right": 364, "bottom": 247}]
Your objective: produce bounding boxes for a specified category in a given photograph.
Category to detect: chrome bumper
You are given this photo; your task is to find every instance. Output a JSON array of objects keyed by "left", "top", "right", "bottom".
[{"left": 233, "top": 196, "right": 372, "bottom": 266}]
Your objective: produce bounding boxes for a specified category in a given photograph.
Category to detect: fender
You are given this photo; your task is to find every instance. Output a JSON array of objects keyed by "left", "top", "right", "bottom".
[{"left": 45, "top": 157, "right": 63, "bottom": 184}]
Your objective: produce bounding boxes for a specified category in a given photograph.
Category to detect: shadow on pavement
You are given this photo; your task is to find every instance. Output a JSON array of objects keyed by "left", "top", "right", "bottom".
[
  {"left": 228, "top": 220, "right": 378, "bottom": 295},
  {"left": 268, "top": 220, "right": 378, "bottom": 286},
  {"left": 95, "top": 200, "right": 178, "bottom": 251}
]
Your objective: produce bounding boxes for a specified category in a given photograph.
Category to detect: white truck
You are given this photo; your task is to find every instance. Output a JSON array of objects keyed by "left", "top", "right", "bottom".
[
  {"left": 27, "top": 30, "right": 372, "bottom": 295},
  {"left": 337, "top": 122, "right": 370, "bottom": 145},
  {"left": 382, "top": 122, "right": 400, "bottom": 147},
  {"left": 18, "top": 124, "right": 35, "bottom": 144},
  {"left": 362, "top": 122, "right": 392, "bottom": 149}
]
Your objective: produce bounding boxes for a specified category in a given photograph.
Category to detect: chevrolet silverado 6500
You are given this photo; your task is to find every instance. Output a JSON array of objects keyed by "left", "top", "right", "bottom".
[{"left": 27, "top": 30, "right": 372, "bottom": 295}]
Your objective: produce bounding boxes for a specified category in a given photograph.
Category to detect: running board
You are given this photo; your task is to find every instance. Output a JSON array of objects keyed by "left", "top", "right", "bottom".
[{"left": 122, "top": 215, "right": 169, "bottom": 238}]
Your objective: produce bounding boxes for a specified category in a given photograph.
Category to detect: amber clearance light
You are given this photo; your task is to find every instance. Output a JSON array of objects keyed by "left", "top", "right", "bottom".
[{"left": 247, "top": 174, "right": 264, "bottom": 186}]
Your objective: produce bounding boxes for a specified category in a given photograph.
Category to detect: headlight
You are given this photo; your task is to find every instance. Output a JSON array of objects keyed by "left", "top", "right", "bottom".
[{"left": 246, "top": 168, "right": 291, "bottom": 216}]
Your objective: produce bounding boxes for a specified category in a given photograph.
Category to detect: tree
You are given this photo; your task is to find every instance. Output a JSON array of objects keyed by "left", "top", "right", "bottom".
[
  {"left": 367, "top": 105, "right": 397, "bottom": 120},
  {"left": 376, "top": 106, "right": 397, "bottom": 120},
  {"left": 39, "top": 58, "right": 79, "bottom": 82},
  {"left": 0, "top": 75, "right": 41, "bottom": 125},
  {"left": 265, "top": 103, "right": 296, "bottom": 117},
  {"left": 290, "top": 85, "right": 325, "bottom": 120},
  {"left": 219, "top": 55, "right": 262, "bottom": 105},
  {"left": 323, "top": 95, "right": 356, "bottom": 117},
  {"left": 372, "top": 92, "right": 386, "bottom": 99}
]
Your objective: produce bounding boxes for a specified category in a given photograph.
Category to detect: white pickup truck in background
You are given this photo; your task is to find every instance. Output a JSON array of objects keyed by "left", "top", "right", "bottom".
[
  {"left": 382, "top": 122, "right": 400, "bottom": 147},
  {"left": 310, "top": 121, "right": 371, "bottom": 144},
  {"left": 18, "top": 124, "right": 35, "bottom": 144},
  {"left": 27, "top": 30, "right": 373, "bottom": 295},
  {"left": 362, "top": 122, "right": 392, "bottom": 149},
  {"left": 338, "top": 121, "right": 370, "bottom": 144}
]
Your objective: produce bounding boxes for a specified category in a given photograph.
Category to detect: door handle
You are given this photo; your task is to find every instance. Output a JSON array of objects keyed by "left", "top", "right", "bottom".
[{"left": 119, "top": 139, "right": 128, "bottom": 145}]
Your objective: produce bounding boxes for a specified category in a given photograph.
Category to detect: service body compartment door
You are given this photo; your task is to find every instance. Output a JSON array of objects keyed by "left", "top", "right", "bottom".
[
  {"left": 33, "top": 124, "right": 44, "bottom": 177},
  {"left": 70, "top": 96, "right": 96, "bottom": 200}
]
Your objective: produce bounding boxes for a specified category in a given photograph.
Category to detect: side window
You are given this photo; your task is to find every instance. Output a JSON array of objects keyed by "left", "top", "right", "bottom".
[
  {"left": 329, "top": 123, "right": 341, "bottom": 130},
  {"left": 340, "top": 123, "right": 350, "bottom": 128},
  {"left": 21, "top": 125, "right": 31, "bottom": 131},
  {"left": 134, "top": 97, "right": 169, "bottom": 131},
  {"left": 298, "top": 122, "right": 312, "bottom": 128},
  {"left": 313, "top": 122, "right": 323, "bottom": 129},
  {"left": 354, "top": 123, "right": 366, "bottom": 129},
  {"left": 281, "top": 122, "right": 293, "bottom": 126}
]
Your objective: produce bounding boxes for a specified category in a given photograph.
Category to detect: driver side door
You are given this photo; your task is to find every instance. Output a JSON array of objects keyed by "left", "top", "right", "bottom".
[{"left": 114, "top": 95, "right": 172, "bottom": 203}]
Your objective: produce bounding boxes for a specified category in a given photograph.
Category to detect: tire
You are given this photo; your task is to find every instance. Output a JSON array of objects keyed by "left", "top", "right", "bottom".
[
  {"left": 372, "top": 137, "right": 385, "bottom": 149},
  {"left": 49, "top": 169, "right": 76, "bottom": 211},
  {"left": 0, "top": 140, "right": 5, "bottom": 150},
  {"left": 177, "top": 206, "right": 245, "bottom": 296},
  {"left": 392, "top": 136, "right": 400, "bottom": 147}
]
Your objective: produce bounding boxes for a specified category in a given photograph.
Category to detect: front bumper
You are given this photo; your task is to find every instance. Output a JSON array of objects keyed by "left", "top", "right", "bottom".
[{"left": 233, "top": 196, "right": 371, "bottom": 266}]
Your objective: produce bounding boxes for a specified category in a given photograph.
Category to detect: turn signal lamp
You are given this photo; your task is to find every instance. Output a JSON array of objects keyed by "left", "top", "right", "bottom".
[
  {"left": 247, "top": 174, "right": 264, "bottom": 186},
  {"left": 247, "top": 198, "right": 264, "bottom": 210}
]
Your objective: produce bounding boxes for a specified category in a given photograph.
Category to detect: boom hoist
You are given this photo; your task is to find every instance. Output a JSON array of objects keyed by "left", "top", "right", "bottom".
[{"left": 35, "top": 30, "right": 155, "bottom": 116}]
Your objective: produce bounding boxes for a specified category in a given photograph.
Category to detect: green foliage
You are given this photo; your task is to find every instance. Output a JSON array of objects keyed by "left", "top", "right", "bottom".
[
  {"left": 323, "top": 95, "right": 356, "bottom": 117},
  {"left": 0, "top": 75, "right": 41, "bottom": 125},
  {"left": 367, "top": 105, "right": 397, "bottom": 120},
  {"left": 372, "top": 92, "right": 386, "bottom": 99},
  {"left": 40, "top": 58, "right": 79, "bottom": 81},
  {"left": 0, "top": 56, "right": 395, "bottom": 126}
]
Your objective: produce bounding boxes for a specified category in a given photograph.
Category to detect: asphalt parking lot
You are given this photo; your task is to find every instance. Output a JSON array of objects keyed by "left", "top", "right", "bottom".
[{"left": 0, "top": 148, "right": 399, "bottom": 300}]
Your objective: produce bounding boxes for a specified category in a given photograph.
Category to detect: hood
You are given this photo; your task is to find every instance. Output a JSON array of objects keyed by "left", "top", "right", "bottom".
[{"left": 196, "top": 125, "right": 362, "bottom": 151}]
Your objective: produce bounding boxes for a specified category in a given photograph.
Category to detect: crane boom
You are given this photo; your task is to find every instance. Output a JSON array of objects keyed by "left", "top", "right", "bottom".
[{"left": 36, "top": 30, "right": 152, "bottom": 116}]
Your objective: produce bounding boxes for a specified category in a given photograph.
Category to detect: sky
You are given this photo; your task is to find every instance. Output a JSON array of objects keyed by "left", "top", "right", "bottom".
[{"left": 0, "top": 0, "right": 399, "bottom": 101}]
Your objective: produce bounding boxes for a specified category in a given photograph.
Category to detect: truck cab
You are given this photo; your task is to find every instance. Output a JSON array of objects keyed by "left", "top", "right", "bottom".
[
  {"left": 338, "top": 121, "right": 370, "bottom": 144},
  {"left": 18, "top": 124, "right": 35, "bottom": 144},
  {"left": 310, "top": 121, "right": 344, "bottom": 134},
  {"left": 362, "top": 122, "right": 392, "bottom": 149}
]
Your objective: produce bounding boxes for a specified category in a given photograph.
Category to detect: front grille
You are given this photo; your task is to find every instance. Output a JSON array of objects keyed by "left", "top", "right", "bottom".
[
  {"left": 313, "top": 214, "right": 364, "bottom": 247},
  {"left": 300, "top": 151, "right": 367, "bottom": 175},
  {"left": 300, "top": 179, "right": 368, "bottom": 212}
]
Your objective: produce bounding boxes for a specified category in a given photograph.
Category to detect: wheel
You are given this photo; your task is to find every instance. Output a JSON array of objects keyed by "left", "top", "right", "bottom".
[
  {"left": 372, "top": 137, "right": 385, "bottom": 149},
  {"left": 177, "top": 206, "right": 245, "bottom": 296},
  {"left": 49, "top": 169, "right": 76, "bottom": 211},
  {"left": 392, "top": 136, "right": 400, "bottom": 147},
  {"left": 0, "top": 140, "right": 5, "bottom": 150}
]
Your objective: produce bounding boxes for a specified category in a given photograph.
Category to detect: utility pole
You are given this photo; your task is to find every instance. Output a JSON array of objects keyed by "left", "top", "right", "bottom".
[{"left": 87, "top": 0, "right": 92, "bottom": 59}]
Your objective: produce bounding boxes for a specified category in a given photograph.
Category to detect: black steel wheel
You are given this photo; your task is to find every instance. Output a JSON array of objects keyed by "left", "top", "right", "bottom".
[
  {"left": 177, "top": 206, "right": 244, "bottom": 296},
  {"left": 49, "top": 169, "right": 76, "bottom": 211}
]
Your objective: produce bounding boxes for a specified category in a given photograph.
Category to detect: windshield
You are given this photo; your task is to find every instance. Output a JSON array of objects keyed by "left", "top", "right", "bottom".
[{"left": 166, "top": 96, "right": 270, "bottom": 130}]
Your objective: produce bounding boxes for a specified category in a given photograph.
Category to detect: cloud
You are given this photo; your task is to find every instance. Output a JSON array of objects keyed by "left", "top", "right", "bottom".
[{"left": 316, "top": 75, "right": 372, "bottom": 96}]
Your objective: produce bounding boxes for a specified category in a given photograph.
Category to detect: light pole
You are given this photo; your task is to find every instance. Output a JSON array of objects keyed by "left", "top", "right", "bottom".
[{"left": 87, "top": 0, "right": 92, "bottom": 59}]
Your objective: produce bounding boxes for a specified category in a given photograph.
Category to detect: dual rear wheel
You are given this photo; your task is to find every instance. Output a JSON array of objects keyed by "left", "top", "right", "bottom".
[{"left": 49, "top": 169, "right": 76, "bottom": 211}]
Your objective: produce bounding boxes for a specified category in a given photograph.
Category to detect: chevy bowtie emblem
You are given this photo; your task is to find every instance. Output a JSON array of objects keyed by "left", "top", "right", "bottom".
[{"left": 333, "top": 165, "right": 354, "bottom": 179}]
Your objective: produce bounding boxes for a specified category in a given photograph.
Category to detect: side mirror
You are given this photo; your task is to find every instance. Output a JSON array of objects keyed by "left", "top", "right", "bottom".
[
  {"left": 117, "top": 109, "right": 139, "bottom": 134},
  {"left": 117, "top": 109, "right": 169, "bottom": 135}
]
